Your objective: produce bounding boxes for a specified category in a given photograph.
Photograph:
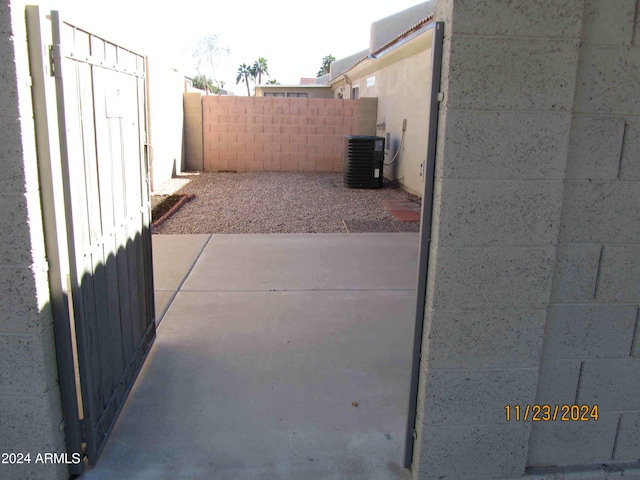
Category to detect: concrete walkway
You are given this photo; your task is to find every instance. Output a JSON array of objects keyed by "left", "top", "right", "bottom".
[{"left": 82, "top": 233, "right": 420, "bottom": 480}]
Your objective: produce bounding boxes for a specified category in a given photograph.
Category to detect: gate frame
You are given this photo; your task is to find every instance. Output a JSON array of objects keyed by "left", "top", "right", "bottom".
[
  {"left": 403, "top": 21, "right": 445, "bottom": 469},
  {"left": 26, "top": 6, "right": 156, "bottom": 471}
]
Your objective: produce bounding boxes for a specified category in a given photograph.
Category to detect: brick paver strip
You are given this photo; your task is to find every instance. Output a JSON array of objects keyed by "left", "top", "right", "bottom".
[
  {"left": 389, "top": 210, "right": 421, "bottom": 222},
  {"left": 151, "top": 194, "right": 196, "bottom": 229}
]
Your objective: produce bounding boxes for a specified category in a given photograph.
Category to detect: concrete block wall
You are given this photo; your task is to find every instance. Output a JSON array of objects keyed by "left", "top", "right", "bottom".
[
  {"left": 529, "top": 0, "right": 640, "bottom": 468},
  {"left": 412, "top": 1, "right": 640, "bottom": 479},
  {"left": 411, "top": 0, "right": 631, "bottom": 478},
  {"left": 0, "top": 1, "right": 67, "bottom": 479},
  {"left": 199, "top": 96, "right": 377, "bottom": 173}
]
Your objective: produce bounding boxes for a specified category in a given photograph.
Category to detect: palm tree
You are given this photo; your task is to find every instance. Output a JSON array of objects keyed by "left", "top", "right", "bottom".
[
  {"left": 236, "top": 63, "right": 253, "bottom": 96},
  {"left": 266, "top": 79, "right": 280, "bottom": 85},
  {"left": 252, "top": 57, "right": 269, "bottom": 85},
  {"left": 317, "top": 54, "right": 336, "bottom": 77}
]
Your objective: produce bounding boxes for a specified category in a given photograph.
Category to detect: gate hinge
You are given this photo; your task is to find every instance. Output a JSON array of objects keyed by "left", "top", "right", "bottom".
[{"left": 48, "top": 45, "right": 55, "bottom": 77}]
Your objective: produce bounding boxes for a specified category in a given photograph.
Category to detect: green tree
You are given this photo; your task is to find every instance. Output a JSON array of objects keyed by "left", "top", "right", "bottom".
[
  {"left": 192, "top": 34, "right": 230, "bottom": 91},
  {"left": 236, "top": 63, "right": 253, "bottom": 96},
  {"left": 252, "top": 57, "right": 269, "bottom": 85},
  {"left": 192, "top": 74, "right": 218, "bottom": 93},
  {"left": 266, "top": 79, "right": 280, "bottom": 85},
  {"left": 316, "top": 54, "right": 336, "bottom": 77}
]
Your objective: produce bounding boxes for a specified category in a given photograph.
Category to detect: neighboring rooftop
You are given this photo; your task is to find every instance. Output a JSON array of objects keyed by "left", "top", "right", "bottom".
[
  {"left": 327, "top": 1, "right": 435, "bottom": 82},
  {"left": 329, "top": 49, "right": 369, "bottom": 81},
  {"left": 291, "top": 1, "right": 435, "bottom": 88},
  {"left": 370, "top": 0, "right": 435, "bottom": 53}
]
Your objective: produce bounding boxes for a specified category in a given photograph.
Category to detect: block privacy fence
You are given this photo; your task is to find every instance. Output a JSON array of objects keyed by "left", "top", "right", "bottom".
[{"left": 183, "top": 95, "right": 378, "bottom": 173}]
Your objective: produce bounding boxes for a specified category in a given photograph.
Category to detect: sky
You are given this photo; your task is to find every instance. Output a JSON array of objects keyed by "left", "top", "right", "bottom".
[{"left": 44, "top": 0, "right": 426, "bottom": 95}]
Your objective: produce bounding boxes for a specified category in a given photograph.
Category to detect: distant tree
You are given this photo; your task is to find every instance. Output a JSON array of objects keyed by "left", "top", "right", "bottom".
[
  {"left": 236, "top": 63, "right": 253, "bottom": 96},
  {"left": 266, "top": 79, "right": 280, "bottom": 85},
  {"left": 192, "top": 74, "right": 218, "bottom": 93},
  {"left": 252, "top": 57, "right": 269, "bottom": 84},
  {"left": 192, "top": 34, "right": 230, "bottom": 91},
  {"left": 317, "top": 54, "right": 336, "bottom": 77}
]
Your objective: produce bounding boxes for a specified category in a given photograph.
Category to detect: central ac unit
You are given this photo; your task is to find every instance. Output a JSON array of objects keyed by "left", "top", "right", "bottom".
[{"left": 343, "top": 135, "right": 385, "bottom": 189}]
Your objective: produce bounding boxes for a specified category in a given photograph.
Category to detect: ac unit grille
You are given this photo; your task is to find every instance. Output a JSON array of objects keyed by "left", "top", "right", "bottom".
[{"left": 343, "top": 136, "right": 385, "bottom": 189}]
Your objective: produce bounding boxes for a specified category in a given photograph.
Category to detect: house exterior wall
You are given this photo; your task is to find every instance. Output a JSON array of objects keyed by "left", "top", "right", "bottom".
[
  {"left": 412, "top": 1, "right": 640, "bottom": 480},
  {"left": 0, "top": 1, "right": 67, "bottom": 479},
  {"left": 255, "top": 86, "right": 334, "bottom": 98},
  {"left": 200, "top": 96, "right": 376, "bottom": 173},
  {"left": 147, "top": 57, "right": 184, "bottom": 190},
  {"left": 331, "top": 30, "right": 433, "bottom": 197},
  {"left": 183, "top": 92, "right": 204, "bottom": 171}
]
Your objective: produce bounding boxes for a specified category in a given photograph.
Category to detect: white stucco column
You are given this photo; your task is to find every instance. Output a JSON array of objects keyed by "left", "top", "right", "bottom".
[{"left": 0, "top": 1, "right": 67, "bottom": 479}]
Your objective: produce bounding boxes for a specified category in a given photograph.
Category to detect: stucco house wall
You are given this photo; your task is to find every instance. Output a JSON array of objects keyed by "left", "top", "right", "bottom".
[
  {"left": 147, "top": 57, "right": 184, "bottom": 190},
  {"left": 184, "top": 92, "right": 204, "bottom": 171},
  {"left": 331, "top": 32, "right": 432, "bottom": 197},
  {"left": 0, "top": 1, "right": 67, "bottom": 479},
  {"left": 412, "top": 1, "right": 640, "bottom": 479}
]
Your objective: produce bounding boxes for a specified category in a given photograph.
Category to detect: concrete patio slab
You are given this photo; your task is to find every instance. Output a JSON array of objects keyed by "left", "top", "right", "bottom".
[
  {"left": 152, "top": 290, "right": 174, "bottom": 322},
  {"left": 152, "top": 234, "right": 210, "bottom": 321},
  {"left": 82, "top": 233, "right": 420, "bottom": 480},
  {"left": 182, "top": 233, "right": 419, "bottom": 292}
]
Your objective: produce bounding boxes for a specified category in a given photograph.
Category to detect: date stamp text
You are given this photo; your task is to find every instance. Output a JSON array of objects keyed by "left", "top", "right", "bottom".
[{"left": 505, "top": 404, "right": 599, "bottom": 422}]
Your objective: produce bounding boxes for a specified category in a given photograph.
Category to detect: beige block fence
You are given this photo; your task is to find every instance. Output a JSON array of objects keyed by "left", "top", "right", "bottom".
[{"left": 184, "top": 96, "right": 378, "bottom": 173}]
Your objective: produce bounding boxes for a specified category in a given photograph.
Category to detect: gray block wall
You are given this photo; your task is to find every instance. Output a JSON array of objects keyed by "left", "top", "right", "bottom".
[
  {"left": 530, "top": 0, "right": 640, "bottom": 468},
  {"left": 413, "top": 1, "right": 640, "bottom": 479},
  {"left": 0, "top": 1, "right": 67, "bottom": 479}
]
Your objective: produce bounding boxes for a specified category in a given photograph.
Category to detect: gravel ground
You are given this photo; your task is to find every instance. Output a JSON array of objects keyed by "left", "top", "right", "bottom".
[{"left": 151, "top": 172, "right": 421, "bottom": 234}]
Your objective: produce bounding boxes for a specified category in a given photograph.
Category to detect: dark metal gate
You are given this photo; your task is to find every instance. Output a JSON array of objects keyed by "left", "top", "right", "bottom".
[{"left": 27, "top": 7, "right": 155, "bottom": 473}]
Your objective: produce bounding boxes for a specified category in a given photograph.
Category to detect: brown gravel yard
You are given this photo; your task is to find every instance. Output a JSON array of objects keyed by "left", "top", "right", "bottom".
[{"left": 151, "top": 172, "right": 421, "bottom": 234}]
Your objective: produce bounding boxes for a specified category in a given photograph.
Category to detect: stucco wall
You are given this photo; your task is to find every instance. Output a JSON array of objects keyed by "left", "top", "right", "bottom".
[
  {"left": 0, "top": 1, "right": 67, "bottom": 479},
  {"left": 331, "top": 30, "right": 433, "bottom": 197},
  {"left": 183, "top": 92, "right": 204, "bottom": 171},
  {"left": 412, "top": 1, "right": 640, "bottom": 480},
  {"left": 147, "top": 57, "right": 184, "bottom": 191},
  {"left": 199, "top": 96, "right": 377, "bottom": 172}
]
